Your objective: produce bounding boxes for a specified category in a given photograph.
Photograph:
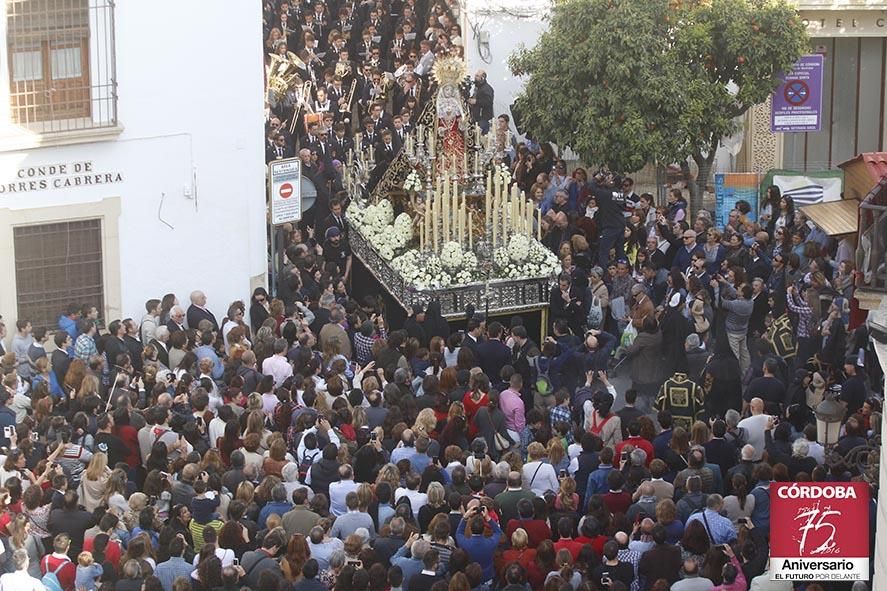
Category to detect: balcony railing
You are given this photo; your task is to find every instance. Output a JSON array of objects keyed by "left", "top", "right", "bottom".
[{"left": 6, "top": 0, "right": 117, "bottom": 134}]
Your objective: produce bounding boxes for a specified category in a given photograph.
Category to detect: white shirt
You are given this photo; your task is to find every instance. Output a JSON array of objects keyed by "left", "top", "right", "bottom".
[
  {"left": 521, "top": 461, "right": 559, "bottom": 497},
  {"left": 262, "top": 354, "right": 293, "bottom": 388},
  {"left": 736, "top": 414, "right": 769, "bottom": 462},
  {"left": 0, "top": 570, "right": 45, "bottom": 591},
  {"left": 208, "top": 417, "right": 226, "bottom": 449},
  {"left": 393, "top": 487, "right": 427, "bottom": 516},
  {"left": 193, "top": 546, "right": 235, "bottom": 568},
  {"left": 296, "top": 427, "right": 340, "bottom": 468},
  {"left": 329, "top": 479, "right": 359, "bottom": 516}
]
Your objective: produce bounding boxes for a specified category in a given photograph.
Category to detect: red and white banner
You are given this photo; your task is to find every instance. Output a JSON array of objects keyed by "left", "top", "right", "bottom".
[{"left": 770, "top": 482, "right": 870, "bottom": 581}]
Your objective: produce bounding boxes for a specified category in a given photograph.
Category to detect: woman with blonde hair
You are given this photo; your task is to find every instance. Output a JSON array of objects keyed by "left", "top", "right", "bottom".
[
  {"left": 356, "top": 483, "right": 374, "bottom": 512},
  {"left": 554, "top": 476, "right": 578, "bottom": 513},
  {"left": 546, "top": 438, "right": 568, "bottom": 474},
  {"left": 522, "top": 442, "right": 559, "bottom": 497},
  {"left": 690, "top": 421, "right": 710, "bottom": 447},
  {"left": 78, "top": 374, "right": 100, "bottom": 401},
  {"left": 417, "top": 482, "right": 447, "bottom": 533},
  {"left": 352, "top": 406, "right": 368, "bottom": 432},
  {"left": 412, "top": 408, "right": 437, "bottom": 438},
  {"left": 500, "top": 528, "right": 536, "bottom": 581},
  {"left": 375, "top": 464, "right": 401, "bottom": 493},
  {"left": 8, "top": 513, "right": 44, "bottom": 577},
  {"left": 78, "top": 452, "right": 110, "bottom": 512},
  {"left": 243, "top": 410, "right": 272, "bottom": 450}
]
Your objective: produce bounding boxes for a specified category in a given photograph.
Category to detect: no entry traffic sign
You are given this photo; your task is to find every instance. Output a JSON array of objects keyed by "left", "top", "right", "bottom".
[{"left": 269, "top": 159, "right": 302, "bottom": 224}]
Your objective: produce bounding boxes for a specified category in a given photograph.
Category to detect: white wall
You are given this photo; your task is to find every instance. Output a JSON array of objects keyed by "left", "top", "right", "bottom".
[
  {"left": 464, "top": 1, "right": 550, "bottom": 138},
  {"left": 0, "top": 0, "right": 267, "bottom": 326}
]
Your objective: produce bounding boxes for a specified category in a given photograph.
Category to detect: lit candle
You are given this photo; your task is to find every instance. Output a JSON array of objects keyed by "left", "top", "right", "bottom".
[
  {"left": 425, "top": 199, "right": 432, "bottom": 251},
  {"left": 512, "top": 185, "right": 519, "bottom": 233},
  {"left": 434, "top": 194, "right": 440, "bottom": 251},
  {"left": 485, "top": 180, "right": 491, "bottom": 230},
  {"left": 525, "top": 194, "right": 533, "bottom": 235},
  {"left": 474, "top": 149, "right": 480, "bottom": 177},
  {"left": 468, "top": 208, "right": 473, "bottom": 251},
  {"left": 492, "top": 193, "right": 498, "bottom": 247},
  {"left": 463, "top": 149, "right": 468, "bottom": 176},
  {"left": 536, "top": 207, "right": 542, "bottom": 241},
  {"left": 442, "top": 179, "right": 449, "bottom": 242},
  {"left": 486, "top": 169, "right": 492, "bottom": 200}
]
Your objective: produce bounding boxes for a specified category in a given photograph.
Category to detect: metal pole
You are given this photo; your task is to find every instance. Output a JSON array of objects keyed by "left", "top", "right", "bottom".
[{"left": 270, "top": 224, "right": 277, "bottom": 297}]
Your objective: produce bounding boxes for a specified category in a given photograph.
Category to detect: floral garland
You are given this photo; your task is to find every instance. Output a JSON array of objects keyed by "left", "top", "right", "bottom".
[{"left": 347, "top": 199, "right": 560, "bottom": 289}]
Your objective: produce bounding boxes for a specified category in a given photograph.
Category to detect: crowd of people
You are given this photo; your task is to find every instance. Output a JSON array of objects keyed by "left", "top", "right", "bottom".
[{"left": 0, "top": 2, "right": 880, "bottom": 591}]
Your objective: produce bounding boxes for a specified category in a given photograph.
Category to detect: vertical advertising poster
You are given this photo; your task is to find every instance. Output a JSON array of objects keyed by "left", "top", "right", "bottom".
[
  {"left": 714, "top": 173, "right": 760, "bottom": 228},
  {"left": 771, "top": 55, "right": 825, "bottom": 133}
]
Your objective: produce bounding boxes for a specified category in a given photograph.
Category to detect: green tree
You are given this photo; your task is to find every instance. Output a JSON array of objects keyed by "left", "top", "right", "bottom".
[{"left": 509, "top": 0, "right": 809, "bottom": 213}]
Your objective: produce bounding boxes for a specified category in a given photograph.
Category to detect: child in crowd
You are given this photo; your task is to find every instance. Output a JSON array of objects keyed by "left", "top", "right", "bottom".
[{"left": 76, "top": 551, "right": 104, "bottom": 591}]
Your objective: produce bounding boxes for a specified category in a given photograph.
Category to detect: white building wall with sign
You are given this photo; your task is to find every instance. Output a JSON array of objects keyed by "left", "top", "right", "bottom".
[{"left": 0, "top": 0, "right": 266, "bottom": 329}]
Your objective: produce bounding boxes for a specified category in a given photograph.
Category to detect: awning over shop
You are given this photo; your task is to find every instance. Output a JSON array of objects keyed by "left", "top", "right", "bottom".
[{"left": 799, "top": 199, "right": 859, "bottom": 236}]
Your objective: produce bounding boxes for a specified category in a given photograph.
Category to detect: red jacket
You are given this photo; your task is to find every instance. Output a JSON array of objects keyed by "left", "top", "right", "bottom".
[
  {"left": 553, "top": 538, "right": 584, "bottom": 561},
  {"left": 615, "top": 436, "right": 655, "bottom": 467},
  {"left": 40, "top": 554, "right": 76, "bottom": 591}
]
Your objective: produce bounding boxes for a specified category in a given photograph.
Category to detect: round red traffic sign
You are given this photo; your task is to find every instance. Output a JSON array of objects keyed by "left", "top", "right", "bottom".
[{"left": 279, "top": 182, "right": 294, "bottom": 199}]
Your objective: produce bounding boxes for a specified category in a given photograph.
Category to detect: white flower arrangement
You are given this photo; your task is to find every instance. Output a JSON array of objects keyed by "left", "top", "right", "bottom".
[
  {"left": 403, "top": 170, "right": 423, "bottom": 192},
  {"left": 440, "top": 241, "right": 464, "bottom": 271},
  {"left": 507, "top": 234, "right": 532, "bottom": 262},
  {"left": 351, "top": 198, "right": 558, "bottom": 290},
  {"left": 461, "top": 251, "right": 478, "bottom": 272}
]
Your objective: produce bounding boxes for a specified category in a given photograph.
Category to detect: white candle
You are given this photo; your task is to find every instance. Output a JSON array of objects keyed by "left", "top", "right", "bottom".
[
  {"left": 536, "top": 207, "right": 542, "bottom": 241},
  {"left": 442, "top": 179, "right": 449, "bottom": 242},
  {"left": 492, "top": 194, "right": 498, "bottom": 247}
]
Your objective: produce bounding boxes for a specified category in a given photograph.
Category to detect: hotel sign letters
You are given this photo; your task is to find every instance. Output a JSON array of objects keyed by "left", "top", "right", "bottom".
[{"left": 0, "top": 161, "right": 124, "bottom": 194}]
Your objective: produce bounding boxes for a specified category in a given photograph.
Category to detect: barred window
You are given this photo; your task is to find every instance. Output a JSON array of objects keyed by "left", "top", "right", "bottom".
[
  {"left": 6, "top": 0, "right": 116, "bottom": 133},
  {"left": 13, "top": 219, "right": 105, "bottom": 331}
]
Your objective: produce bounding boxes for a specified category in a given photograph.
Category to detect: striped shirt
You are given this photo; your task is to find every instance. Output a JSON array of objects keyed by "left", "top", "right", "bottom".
[
  {"left": 786, "top": 291, "right": 815, "bottom": 338},
  {"left": 74, "top": 333, "right": 97, "bottom": 363}
]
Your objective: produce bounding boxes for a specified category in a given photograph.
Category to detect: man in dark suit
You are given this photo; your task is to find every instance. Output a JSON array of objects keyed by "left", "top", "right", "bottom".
[
  {"left": 359, "top": 117, "right": 378, "bottom": 151},
  {"left": 316, "top": 198, "right": 348, "bottom": 245},
  {"left": 549, "top": 273, "right": 586, "bottom": 335},
  {"left": 103, "top": 319, "right": 128, "bottom": 371},
  {"left": 511, "top": 325, "right": 540, "bottom": 408},
  {"left": 266, "top": 133, "right": 295, "bottom": 163},
  {"left": 186, "top": 291, "right": 219, "bottom": 331},
  {"left": 48, "top": 490, "right": 97, "bottom": 559},
  {"left": 329, "top": 122, "right": 354, "bottom": 161},
  {"left": 476, "top": 322, "right": 512, "bottom": 383},
  {"left": 391, "top": 114, "right": 408, "bottom": 151},
  {"left": 461, "top": 316, "right": 485, "bottom": 360},
  {"left": 369, "top": 129, "right": 397, "bottom": 191},
  {"left": 166, "top": 307, "right": 186, "bottom": 333},
  {"left": 51, "top": 332, "right": 72, "bottom": 390}
]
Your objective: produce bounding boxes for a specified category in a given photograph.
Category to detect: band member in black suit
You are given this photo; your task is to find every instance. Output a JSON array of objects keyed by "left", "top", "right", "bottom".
[
  {"left": 368, "top": 129, "right": 397, "bottom": 191},
  {"left": 266, "top": 133, "right": 295, "bottom": 163},
  {"left": 359, "top": 117, "right": 378, "bottom": 151},
  {"left": 391, "top": 113, "right": 408, "bottom": 151},
  {"left": 330, "top": 122, "right": 354, "bottom": 161}
]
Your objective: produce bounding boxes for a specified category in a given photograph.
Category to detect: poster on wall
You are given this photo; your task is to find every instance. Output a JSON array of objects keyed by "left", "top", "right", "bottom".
[
  {"left": 269, "top": 158, "right": 302, "bottom": 224},
  {"left": 772, "top": 173, "right": 843, "bottom": 205},
  {"left": 714, "top": 173, "right": 761, "bottom": 228},
  {"left": 771, "top": 54, "right": 824, "bottom": 133}
]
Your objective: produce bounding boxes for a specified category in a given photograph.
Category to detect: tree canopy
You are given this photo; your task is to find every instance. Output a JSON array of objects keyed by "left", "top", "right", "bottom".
[{"left": 509, "top": 0, "right": 809, "bottom": 211}]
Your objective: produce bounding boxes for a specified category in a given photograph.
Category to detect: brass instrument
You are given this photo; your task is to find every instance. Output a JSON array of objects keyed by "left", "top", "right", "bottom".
[
  {"left": 341, "top": 78, "right": 357, "bottom": 120},
  {"left": 267, "top": 53, "right": 303, "bottom": 102},
  {"left": 334, "top": 60, "right": 352, "bottom": 78}
]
